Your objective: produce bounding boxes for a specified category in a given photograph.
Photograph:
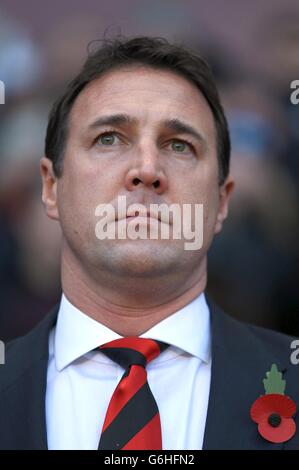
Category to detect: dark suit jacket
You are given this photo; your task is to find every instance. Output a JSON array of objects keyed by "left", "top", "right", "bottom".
[{"left": 0, "top": 301, "right": 299, "bottom": 450}]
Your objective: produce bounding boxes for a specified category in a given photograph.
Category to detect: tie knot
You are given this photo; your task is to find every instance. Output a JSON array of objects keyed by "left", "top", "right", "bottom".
[{"left": 99, "top": 337, "right": 168, "bottom": 370}]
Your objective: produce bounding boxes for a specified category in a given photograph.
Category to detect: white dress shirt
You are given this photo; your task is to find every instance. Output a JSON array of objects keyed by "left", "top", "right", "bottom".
[{"left": 46, "top": 293, "right": 211, "bottom": 450}]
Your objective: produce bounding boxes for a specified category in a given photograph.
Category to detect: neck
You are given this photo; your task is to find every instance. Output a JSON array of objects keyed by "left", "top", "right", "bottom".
[{"left": 61, "top": 245, "right": 207, "bottom": 336}]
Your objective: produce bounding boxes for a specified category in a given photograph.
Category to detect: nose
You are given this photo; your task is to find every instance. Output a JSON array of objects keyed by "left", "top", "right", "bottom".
[{"left": 125, "top": 143, "right": 168, "bottom": 194}]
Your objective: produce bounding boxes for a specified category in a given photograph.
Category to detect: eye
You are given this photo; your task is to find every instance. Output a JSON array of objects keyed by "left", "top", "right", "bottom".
[
  {"left": 170, "top": 139, "right": 193, "bottom": 153},
  {"left": 96, "top": 132, "right": 120, "bottom": 146}
]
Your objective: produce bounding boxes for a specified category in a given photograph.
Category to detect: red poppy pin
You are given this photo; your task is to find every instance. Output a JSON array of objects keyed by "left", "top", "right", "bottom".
[{"left": 250, "top": 364, "right": 297, "bottom": 443}]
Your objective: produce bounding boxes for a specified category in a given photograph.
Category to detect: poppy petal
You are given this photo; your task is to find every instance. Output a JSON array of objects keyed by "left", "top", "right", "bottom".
[
  {"left": 250, "top": 394, "right": 296, "bottom": 423},
  {"left": 258, "top": 417, "right": 296, "bottom": 444}
]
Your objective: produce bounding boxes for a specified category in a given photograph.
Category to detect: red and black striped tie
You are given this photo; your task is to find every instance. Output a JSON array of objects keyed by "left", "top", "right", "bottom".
[{"left": 98, "top": 337, "right": 168, "bottom": 450}]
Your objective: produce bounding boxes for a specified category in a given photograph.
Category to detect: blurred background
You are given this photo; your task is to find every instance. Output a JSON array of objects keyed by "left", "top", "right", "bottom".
[{"left": 0, "top": 0, "right": 298, "bottom": 341}]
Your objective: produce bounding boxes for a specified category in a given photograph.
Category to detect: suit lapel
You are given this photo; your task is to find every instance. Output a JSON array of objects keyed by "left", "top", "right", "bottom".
[
  {"left": 203, "top": 301, "right": 286, "bottom": 450},
  {"left": 0, "top": 306, "right": 59, "bottom": 450}
]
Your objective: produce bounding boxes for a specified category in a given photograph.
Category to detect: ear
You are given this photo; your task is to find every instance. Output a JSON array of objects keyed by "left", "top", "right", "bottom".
[
  {"left": 40, "top": 157, "right": 60, "bottom": 220},
  {"left": 214, "top": 176, "right": 234, "bottom": 234}
]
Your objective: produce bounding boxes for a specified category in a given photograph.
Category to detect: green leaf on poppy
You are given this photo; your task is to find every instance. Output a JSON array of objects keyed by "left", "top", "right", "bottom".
[{"left": 263, "top": 364, "right": 286, "bottom": 395}]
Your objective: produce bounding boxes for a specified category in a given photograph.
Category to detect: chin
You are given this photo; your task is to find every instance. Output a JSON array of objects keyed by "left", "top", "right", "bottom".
[{"left": 99, "top": 240, "right": 183, "bottom": 277}]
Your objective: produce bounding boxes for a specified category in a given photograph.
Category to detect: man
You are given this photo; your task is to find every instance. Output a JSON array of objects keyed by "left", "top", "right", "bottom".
[{"left": 0, "top": 36, "right": 298, "bottom": 450}]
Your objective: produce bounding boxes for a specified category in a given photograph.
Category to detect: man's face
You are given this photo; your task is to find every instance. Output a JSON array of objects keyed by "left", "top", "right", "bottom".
[{"left": 41, "top": 66, "right": 232, "bottom": 280}]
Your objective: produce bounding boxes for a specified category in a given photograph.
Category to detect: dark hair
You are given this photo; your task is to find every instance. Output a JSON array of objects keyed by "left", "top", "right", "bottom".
[{"left": 45, "top": 36, "right": 230, "bottom": 184}]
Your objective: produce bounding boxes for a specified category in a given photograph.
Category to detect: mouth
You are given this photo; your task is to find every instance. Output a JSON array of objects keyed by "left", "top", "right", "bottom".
[
  {"left": 113, "top": 201, "right": 173, "bottom": 225},
  {"left": 125, "top": 209, "right": 162, "bottom": 222},
  {"left": 122, "top": 214, "right": 163, "bottom": 227}
]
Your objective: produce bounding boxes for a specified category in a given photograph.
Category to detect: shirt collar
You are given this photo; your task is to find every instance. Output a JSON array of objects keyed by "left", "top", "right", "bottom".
[
  {"left": 141, "top": 293, "right": 210, "bottom": 363},
  {"left": 54, "top": 292, "right": 211, "bottom": 371}
]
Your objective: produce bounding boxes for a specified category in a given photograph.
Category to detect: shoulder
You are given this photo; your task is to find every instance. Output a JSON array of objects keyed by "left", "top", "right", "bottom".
[
  {"left": 209, "top": 301, "right": 298, "bottom": 374},
  {"left": 226, "top": 308, "right": 295, "bottom": 355},
  {"left": 0, "top": 306, "right": 59, "bottom": 393}
]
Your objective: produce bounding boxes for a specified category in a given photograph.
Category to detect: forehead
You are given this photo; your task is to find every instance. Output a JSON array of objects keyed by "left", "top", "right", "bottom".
[{"left": 69, "top": 65, "right": 215, "bottom": 136}]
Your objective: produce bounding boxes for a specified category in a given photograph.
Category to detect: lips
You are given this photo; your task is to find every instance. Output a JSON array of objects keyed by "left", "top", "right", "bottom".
[
  {"left": 125, "top": 209, "right": 162, "bottom": 222},
  {"left": 110, "top": 197, "right": 173, "bottom": 226}
]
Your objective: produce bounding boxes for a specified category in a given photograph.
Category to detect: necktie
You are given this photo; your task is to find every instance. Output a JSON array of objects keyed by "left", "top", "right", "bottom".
[{"left": 98, "top": 337, "right": 168, "bottom": 450}]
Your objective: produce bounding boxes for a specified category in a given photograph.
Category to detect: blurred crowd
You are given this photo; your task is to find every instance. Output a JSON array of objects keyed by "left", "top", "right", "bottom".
[{"left": 0, "top": 5, "right": 299, "bottom": 340}]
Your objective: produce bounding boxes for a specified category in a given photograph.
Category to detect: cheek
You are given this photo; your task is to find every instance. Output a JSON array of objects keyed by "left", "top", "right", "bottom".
[
  {"left": 61, "top": 158, "right": 119, "bottom": 209},
  {"left": 202, "top": 187, "right": 220, "bottom": 245},
  {"left": 56, "top": 171, "right": 95, "bottom": 240},
  {"left": 183, "top": 170, "right": 219, "bottom": 238},
  {"left": 57, "top": 161, "right": 125, "bottom": 243},
  {"left": 180, "top": 166, "right": 218, "bottom": 206},
  {"left": 67, "top": 146, "right": 127, "bottom": 203}
]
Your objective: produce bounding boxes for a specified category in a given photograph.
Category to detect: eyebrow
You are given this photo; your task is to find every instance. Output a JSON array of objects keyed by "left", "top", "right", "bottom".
[
  {"left": 88, "top": 114, "right": 137, "bottom": 130},
  {"left": 163, "top": 118, "right": 206, "bottom": 145},
  {"left": 87, "top": 114, "right": 206, "bottom": 145}
]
